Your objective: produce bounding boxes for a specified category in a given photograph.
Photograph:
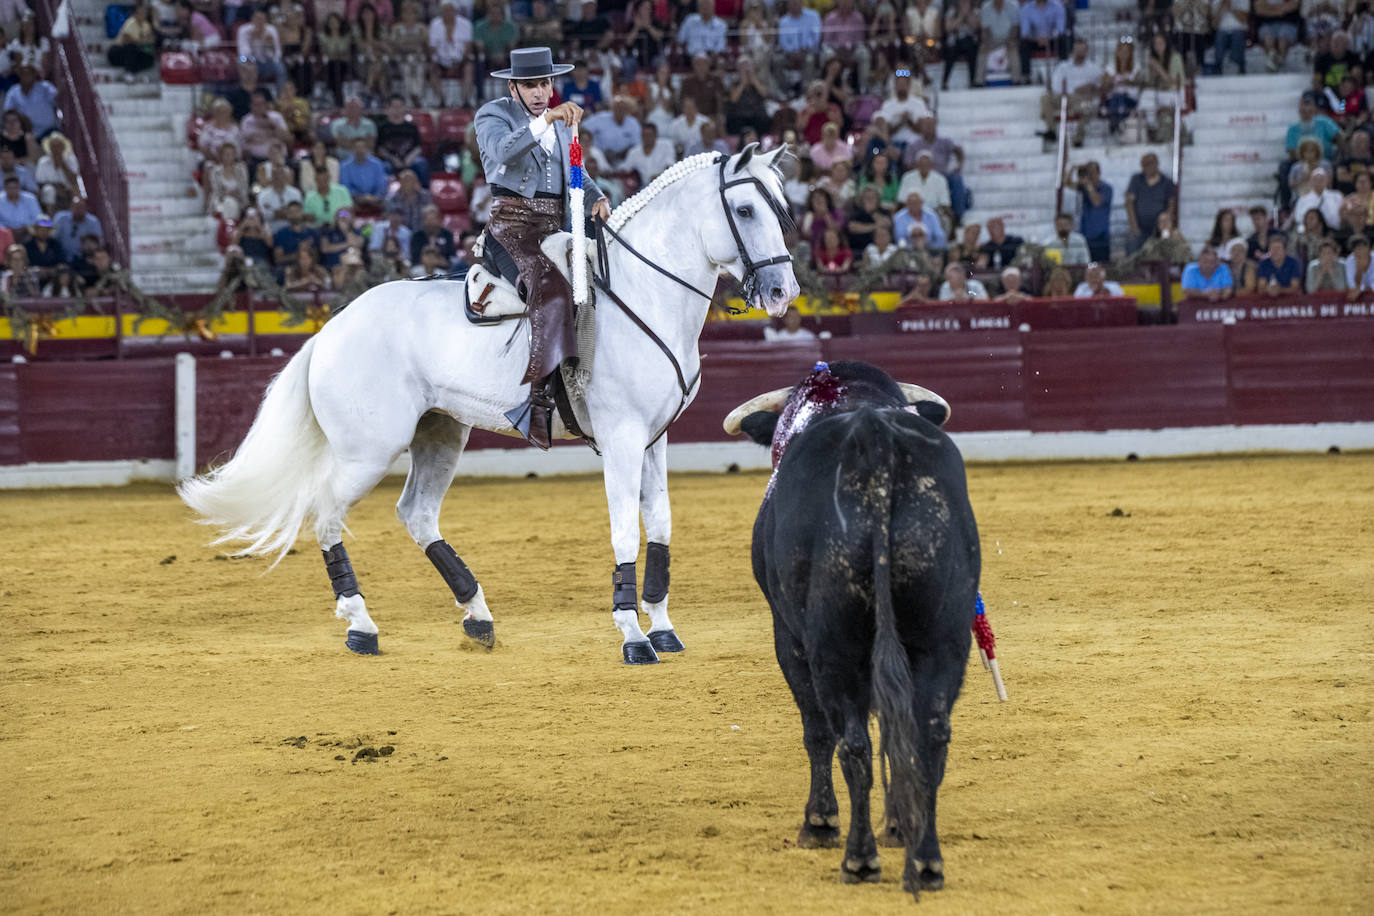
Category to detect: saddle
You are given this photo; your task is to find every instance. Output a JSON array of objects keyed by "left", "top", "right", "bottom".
[{"left": 463, "top": 230, "right": 594, "bottom": 325}]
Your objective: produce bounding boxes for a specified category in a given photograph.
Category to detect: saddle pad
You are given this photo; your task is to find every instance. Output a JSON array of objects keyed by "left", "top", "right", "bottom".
[{"left": 462, "top": 231, "right": 595, "bottom": 326}]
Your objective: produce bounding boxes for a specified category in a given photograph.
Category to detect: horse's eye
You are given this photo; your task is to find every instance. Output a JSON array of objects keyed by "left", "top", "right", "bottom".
[{"left": 736, "top": 205, "right": 754, "bottom": 218}]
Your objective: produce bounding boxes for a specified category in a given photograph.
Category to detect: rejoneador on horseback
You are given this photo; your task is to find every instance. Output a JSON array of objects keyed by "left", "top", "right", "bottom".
[{"left": 179, "top": 45, "right": 800, "bottom": 664}]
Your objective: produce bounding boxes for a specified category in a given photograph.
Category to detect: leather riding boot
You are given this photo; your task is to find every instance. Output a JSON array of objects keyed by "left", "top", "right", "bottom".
[{"left": 504, "top": 374, "right": 556, "bottom": 450}]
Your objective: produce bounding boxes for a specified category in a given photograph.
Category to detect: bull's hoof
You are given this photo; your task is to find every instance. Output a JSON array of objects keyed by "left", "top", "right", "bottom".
[
  {"left": 797, "top": 814, "right": 841, "bottom": 849},
  {"left": 647, "top": 629, "right": 685, "bottom": 653},
  {"left": 462, "top": 617, "right": 495, "bottom": 649},
  {"left": 841, "top": 855, "right": 882, "bottom": 884},
  {"left": 345, "top": 630, "right": 380, "bottom": 655},
  {"left": 622, "top": 640, "right": 660, "bottom": 665}
]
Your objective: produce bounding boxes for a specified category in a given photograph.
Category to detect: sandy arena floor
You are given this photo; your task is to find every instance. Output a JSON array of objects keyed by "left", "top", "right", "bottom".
[{"left": 3, "top": 454, "right": 1372, "bottom": 915}]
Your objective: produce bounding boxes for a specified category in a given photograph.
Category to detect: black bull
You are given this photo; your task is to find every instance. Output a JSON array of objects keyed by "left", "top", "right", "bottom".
[{"left": 732, "top": 361, "right": 979, "bottom": 900}]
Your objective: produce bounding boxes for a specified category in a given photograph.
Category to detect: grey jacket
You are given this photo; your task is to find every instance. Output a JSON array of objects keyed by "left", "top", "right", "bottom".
[{"left": 474, "top": 96, "right": 607, "bottom": 232}]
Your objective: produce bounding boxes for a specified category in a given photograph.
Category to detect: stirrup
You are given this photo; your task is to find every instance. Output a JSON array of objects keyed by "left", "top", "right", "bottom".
[{"left": 504, "top": 398, "right": 552, "bottom": 450}]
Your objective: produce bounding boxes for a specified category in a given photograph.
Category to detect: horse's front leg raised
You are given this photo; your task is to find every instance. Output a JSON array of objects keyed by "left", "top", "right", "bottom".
[
  {"left": 639, "top": 434, "right": 683, "bottom": 653},
  {"left": 601, "top": 433, "right": 658, "bottom": 665}
]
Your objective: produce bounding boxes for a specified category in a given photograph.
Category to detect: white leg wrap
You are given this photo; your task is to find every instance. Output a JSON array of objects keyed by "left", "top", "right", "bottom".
[
  {"left": 334, "top": 594, "right": 378, "bottom": 634},
  {"left": 643, "top": 598, "right": 673, "bottom": 635},
  {"left": 460, "top": 584, "right": 494, "bottom": 623},
  {"left": 613, "top": 608, "right": 648, "bottom": 645}
]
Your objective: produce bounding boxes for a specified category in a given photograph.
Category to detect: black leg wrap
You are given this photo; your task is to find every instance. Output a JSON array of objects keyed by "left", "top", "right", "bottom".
[
  {"left": 425, "top": 540, "right": 479, "bottom": 604},
  {"left": 613, "top": 561, "right": 638, "bottom": 610},
  {"left": 323, "top": 543, "right": 361, "bottom": 598},
  {"left": 643, "top": 542, "right": 670, "bottom": 603}
]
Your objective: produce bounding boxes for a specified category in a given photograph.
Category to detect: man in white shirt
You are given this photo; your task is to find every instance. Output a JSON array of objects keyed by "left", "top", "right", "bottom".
[
  {"left": 1293, "top": 167, "right": 1343, "bottom": 231},
  {"left": 429, "top": 0, "right": 474, "bottom": 73},
  {"left": 873, "top": 70, "right": 930, "bottom": 147},
  {"left": 895, "top": 150, "right": 951, "bottom": 214},
  {"left": 622, "top": 123, "right": 677, "bottom": 184},
  {"left": 256, "top": 166, "right": 303, "bottom": 233},
  {"left": 763, "top": 305, "right": 817, "bottom": 342},
  {"left": 581, "top": 96, "right": 640, "bottom": 166},
  {"left": 938, "top": 263, "right": 990, "bottom": 300},
  {"left": 1040, "top": 211, "right": 1090, "bottom": 265},
  {"left": 1039, "top": 36, "right": 1104, "bottom": 146},
  {"left": 677, "top": 0, "right": 727, "bottom": 58},
  {"left": 1072, "top": 262, "right": 1126, "bottom": 298},
  {"left": 667, "top": 95, "right": 708, "bottom": 153}
]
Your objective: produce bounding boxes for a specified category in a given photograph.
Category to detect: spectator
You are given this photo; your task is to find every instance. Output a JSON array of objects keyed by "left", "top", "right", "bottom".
[
  {"left": 1140, "top": 210, "right": 1191, "bottom": 263},
  {"left": 0, "top": 108, "right": 34, "bottom": 165},
  {"left": 846, "top": 185, "right": 887, "bottom": 252},
  {"left": 299, "top": 139, "right": 342, "bottom": 192},
  {"left": 1172, "top": 0, "right": 1212, "bottom": 76},
  {"left": 302, "top": 167, "right": 353, "bottom": 227},
  {"left": 316, "top": 14, "right": 353, "bottom": 108},
  {"left": 872, "top": 70, "right": 930, "bottom": 149},
  {"left": 941, "top": 0, "right": 980, "bottom": 90},
  {"left": 429, "top": 0, "right": 474, "bottom": 105},
  {"left": 1125, "top": 152, "right": 1176, "bottom": 253},
  {"left": 622, "top": 0, "right": 667, "bottom": 74},
  {"left": 677, "top": 0, "right": 727, "bottom": 59},
  {"left": 559, "top": 59, "right": 602, "bottom": 111},
  {"left": 108, "top": 3, "right": 159, "bottom": 80},
  {"left": 949, "top": 221, "right": 983, "bottom": 266},
  {"left": 257, "top": 164, "right": 304, "bottom": 232},
  {"left": 390, "top": 1, "right": 431, "bottom": 106},
  {"left": 815, "top": 226, "right": 853, "bottom": 273},
  {"left": 411, "top": 243, "right": 449, "bottom": 278},
  {"left": 1212, "top": 0, "right": 1248, "bottom": 74},
  {"left": 1345, "top": 235, "right": 1374, "bottom": 297},
  {"left": 240, "top": 88, "right": 290, "bottom": 176},
  {"left": 995, "top": 265, "right": 1031, "bottom": 301},
  {"left": 369, "top": 207, "right": 412, "bottom": 262},
  {"left": 376, "top": 95, "right": 430, "bottom": 187},
  {"left": 1018, "top": 0, "right": 1067, "bottom": 84},
  {"left": 1286, "top": 92, "right": 1341, "bottom": 163},
  {"left": 818, "top": 160, "right": 856, "bottom": 209},
  {"left": 978, "top": 0, "right": 1022, "bottom": 86},
  {"left": 198, "top": 99, "right": 241, "bottom": 160},
  {"left": 1, "top": 241, "right": 39, "bottom": 295},
  {"left": 330, "top": 96, "right": 378, "bottom": 151},
  {"left": 331, "top": 246, "right": 365, "bottom": 289},
  {"left": 1181, "top": 245, "right": 1234, "bottom": 300},
  {"left": 1041, "top": 37, "right": 1103, "bottom": 147},
  {"left": 0, "top": 144, "right": 34, "bottom": 194},
  {"left": 8, "top": 15, "right": 50, "bottom": 73},
  {"left": 863, "top": 223, "right": 900, "bottom": 265},
  {"left": 975, "top": 216, "right": 1022, "bottom": 269},
  {"left": 1256, "top": 233, "right": 1302, "bottom": 295},
  {"left": 1307, "top": 237, "right": 1347, "bottom": 292},
  {"left": 385, "top": 168, "right": 431, "bottom": 232},
  {"left": 1222, "top": 237, "right": 1256, "bottom": 295},
  {"left": 1314, "top": 29, "right": 1359, "bottom": 91},
  {"left": 274, "top": 79, "right": 311, "bottom": 143},
  {"left": 410, "top": 204, "right": 455, "bottom": 265},
  {"left": 224, "top": 61, "right": 268, "bottom": 123},
  {"left": 896, "top": 149, "right": 951, "bottom": 228},
  {"left": 161, "top": 0, "right": 222, "bottom": 48},
  {"left": 582, "top": 96, "right": 641, "bottom": 166},
  {"left": 1291, "top": 207, "right": 1331, "bottom": 263},
  {"left": 810, "top": 121, "right": 853, "bottom": 173},
  {"left": 272, "top": 200, "right": 319, "bottom": 266},
  {"left": 1295, "top": 167, "right": 1343, "bottom": 230},
  {"left": 724, "top": 56, "right": 771, "bottom": 137},
  {"left": 1139, "top": 32, "right": 1185, "bottom": 141},
  {"left": 938, "top": 262, "right": 989, "bottom": 300},
  {"left": 340, "top": 137, "right": 389, "bottom": 209},
  {"left": 1072, "top": 160, "right": 1112, "bottom": 261},
  {"left": 237, "top": 7, "right": 284, "bottom": 86},
  {"left": 893, "top": 192, "right": 948, "bottom": 250},
  {"left": 521, "top": 0, "right": 563, "bottom": 57},
  {"left": 0, "top": 174, "right": 36, "bottom": 241},
  {"left": 796, "top": 80, "right": 841, "bottom": 146},
  {"left": 24, "top": 214, "right": 61, "bottom": 285},
  {"left": 283, "top": 243, "right": 328, "bottom": 291},
  {"left": 1073, "top": 262, "right": 1125, "bottom": 297},
  {"left": 775, "top": 0, "right": 822, "bottom": 93},
  {"left": 1041, "top": 265, "right": 1073, "bottom": 296},
  {"left": 763, "top": 305, "right": 817, "bottom": 342},
  {"left": 232, "top": 208, "right": 274, "bottom": 265},
  {"left": 1042, "top": 211, "right": 1089, "bottom": 264},
  {"left": 857, "top": 152, "right": 900, "bottom": 206},
  {"left": 1103, "top": 37, "right": 1139, "bottom": 134},
  {"left": 68, "top": 233, "right": 102, "bottom": 287},
  {"left": 1255, "top": 0, "right": 1301, "bottom": 71},
  {"left": 898, "top": 271, "right": 936, "bottom": 306},
  {"left": 3, "top": 63, "right": 56, "bottom": 139},
  {"left": 1340, "top": 171, "right": 1374, "bottom": 236},
  {"left": 206, "top": 142, "right": 249, "bottom": 219},
  {"left": 53, "top": 196, "right": 101, "bottom": 262},
  {"left": 1288, "top": 138, "right": 1331, "bottom": 198},
  {"left": 903, "top": 115, "right": 967, "bottom": 224},
  {"left": 680, "top": 54, "right": 725, "bottom": 118},
  {"left": 1330, "top": 74, "right": 1367, "bottom": 130},
  {"left": 822, "top": 0, "right": 872, "bottom": 90},
  {"left": 802, "top": 187, "right": 846, "bottom": 250},
  {"left": 622, "top": 122, "right": 675, "bottom": 184},
  {"left": 1245, "top": 205, "right": 1274, "bottom": 259},
  {"left": 564, "top": 0, "right": 612, "bottom": 55},
  {"left": 667, "top": 95, "right": 709, "bottom": 153},
  {"left": 315, "top": 207, "right": 352, "bottom": 270}
]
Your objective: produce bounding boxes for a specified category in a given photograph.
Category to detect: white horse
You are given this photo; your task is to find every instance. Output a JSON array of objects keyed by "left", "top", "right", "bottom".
[{"left": 179, "top": 144, "right": 799, "bottom": 664}]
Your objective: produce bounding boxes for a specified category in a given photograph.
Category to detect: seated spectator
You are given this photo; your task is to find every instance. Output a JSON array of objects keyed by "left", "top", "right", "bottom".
[
  {"left": 1292, "top": 207, "right": 1332, "bottom": 264},
  {"left": 1315, "top": 30, "right": 1360, "bottom": 90},
  {"left": 1138, "top": 210, "right": 1191, "bottom": 263},
  {"left": 389, "top": 1, "right": 431, "bottom": 106},
  {"left": 1286, "top": 92, "right": 1341, "bottom": 164},
  {"left": 1256, "top": 232, "right": 1303, "bottom": 296},
  {"left": 1172, "top": 0, "right": 1213, "bottom": 76},
  {"left": 559, "top": 59, "right": 602, "bottom": 111},
  {"left": 274, "top": 79, "right": 311, "bottom": 144},
  {"left": 378, "top": 234, "right": 411, "bottom": 279},
  {"left": 846, "top": 185, "right": 887, "bottom": 252},
  {"left": 1288, "top": 138, "right": 1331, "bottom": 199},
  {"left": 53, "top": 196, "right": 101, "bottom": 262},
  {"left": 411, "top": 243, "right": 449, "bottom": 278},
  {"left": 1221, "top": 237, "right": 1256, "bottom": 296},
  {"left": 2, "top": 63, "right": 55, "bottom": 140},
  {"left": 622, "top": 123, "right": 675, "bottom": 185},
  {"left": 582, "top": 96, "right": 640, "bottom": 167},
  {"left": 299, "top": 139, "right": 342, "bottom": 192},
  {"left": 237, "top": 8, "right": 284, "bottom": 86},
  {"left": 1345, "top": 235, "right": 1374, "bottom": 297},
  {"left": 0, "top": 109, "right": 33, "bottom": 167},
  {"left": 232, "top": 208, "right": 274, "bottom": 265},
  {"left": 775, "top": 0, "right": 822, "bottom": 95},
  {"left": 384, "top": 168, "right": 431, "bottom": 232},
  {"left": 428, "top": 1, "right": 473, "bottom": 105},
  {"left": 254, "top": 140, "right": 296, "bottom": 187},
  {"left": 872, "top": 69, "right": 930, "bottom": 148},
  {"left": 0, "top": 144, "right": 34, "bottom": 194},
  {"left": 1, "top": 240, "right": 39, "bottom": 295},
  {"left": 284, "top": 243, "right": 329, "bottom": 292},
  {"left": 1041, "top": 265, "right": 1073, "bottom": 297},
  {"left": 315, "top": 15, "right": 353, "bottom": 108},
  {"left": 68, "top": 233, "right": 103, "bottom": 287},
  {"left": 978, "top": 216, "right": 1023, "bottom": 269},
  {"left": 902, "top": 115, "right": 967, "bottom": 225},
  {"left": 206, "top": 142, "right": 249, "bottom": 220},
  {"left": 8, "top": 15, "right": 50, "bottom": 73},
  {"left": 1125, "top": 152, "right": 1176, "bottom": 254},
  {"left": 1071, "top": 160, "right": 1112, "bottom": 261},
  {"left": 764, "top": 305, "right": 817, "bottom": 342},
  {"left": 1335, "top": 124, "right": 1374, "bottom": 195},
  {"left": 369, "top": 207, "right": 413, "bottom": 263},
  {"left": 995, "top": 265, "right": 1032, "bottom": 302},
  {"left": 1255, "top": 0, "right": 1300, "bottom": 72},
  {"left": 410, "top": 204, "right": 455, "bottom": 266},
  {"left": 24, "top": 214, "right": 61, "bottom": 284},
  {"left": 979, "top": 0, "right": 1022, "bottom": 86},
  {"left": 949, "top": 222, "right": 982, "bottom": 267},
  {"left": 1072, "top": 261, "right": 1124, "bottom": 298},
  {"left": 810, "top": 122, "right": 853, "bottom": 173},
  {"left": 340, "top": 137, "right": 389, "bottom": 210},
  {"left": 822, "top": 0, "right": 871, "bottom": 90},
  {"left": 197, "top": 99, "right": 241, "bottom": 161},
  {"left": 1245, "top": 205, "right": 1274, "bottom": 259},
  {"left": 240, "top": 88, "right": 291, "bottom": 176},
  {"left": 857, "top": 152, "right": 900, "bottom": 207},
  {"left": 563, "top": 0, "right": 612, "bottom": 55},
  {"left": 160, "top": 0, "right": 222, "bottom": 48},
  {"left": 667, "top": 96, "right": 710, "bottom": 155},
  {"left": 680, "top": 55, "right": 726, "bottom": 120},
  {"left": 802, "top": 187, "right": 846, "bottom": 251},
  {"left": 1041, "top": 211, "right": 1089, "bottom": 264},
  {"left": 520, "top": 0, "right": 562, "bottom": 57},
  {"left": 1307, "top": 237, "right": 1347, "bottom": 293},
  {"left": 893, "top": 192, "right": 948, "bottom": 251},
  {"left": 725, "top": 56, "right": 772, "bottom": 137},
  {"left": 1305, "top": 0, "right": 1345, "bottom": 51},
  {"left": 108, "top": 3, "right": 158, "bottom": 80},
  {"left": 257, "top": 165, "right": 304, "bottom": 233},
  {"left": 377, "top": 96, "right": 431, "bottom": 187},
  {"left": 223, "top": 61, "right": 267, "bottom": 123},
  {"left": 1294, "top": 167, "right": 1343, "bottom": 232},
  {"left": 896, "top": 150, "right": 950, "bottom": 221},
  {"left": 1341, "top": 172, "right": 1374, "bottom": 236},
  {"left": 1208, "top": 206, "right": 1242, "bottom": 250},
  {"left": 817, "top": 160, "right": 856, "bottom": 209},
  {"left": 1330, "top": 74, "right": 1368, "bottom": 131},
  {"left": 815, "top": 227, "right": 853, "bottom": 274},
  {"left": 1140, "top": 30, "right": 1185, "bottom": 95},
  {"left": 331, "top": 97, "right": 379, "bottom": 151},
  {"left": 332, "top": 246, "right": 366, "bottom": 289},
  {"left": 0, "top": 173, "right": 40, "bottom": 238},
  {"left": 1018, "top": 0, "right": 1067, "bottom": 84},
  {"left": 303, "top": 168, "right": 353, "bottom": 226},
  {"left": 795, "top": 80, "right": 841, "bottom": 146},
  {"left": 941, "top": 0, "right": 979, "bottom": 90},
  {"left": 863, "top": 223, "right": 900, "bottom": 265},
  {"left": 322, "top": 207, "right": 367, "bottom": 267},
  {"left": 898, "top": 271, "right": 936, "bottom": 306},
  {"left": 272, "top": 200, "right": 319, "bottom": 266},
  {"left": 1103, "top": 38, "right": 1139, "bottom": 135},
  {"left": 31, "top": 131, "right": 73, "bottom": 211},
  {"left": 938, "top": 262, "right": 989, "bottom": 300}
]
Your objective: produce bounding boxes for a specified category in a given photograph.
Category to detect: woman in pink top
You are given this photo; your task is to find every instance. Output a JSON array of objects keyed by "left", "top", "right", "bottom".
[{"left": 809, "top": 121, "right": 853, "bottom": 172}]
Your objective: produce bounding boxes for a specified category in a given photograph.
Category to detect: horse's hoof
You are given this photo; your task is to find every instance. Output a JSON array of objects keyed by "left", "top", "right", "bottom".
[
  {"left": 622, "top": 640, "right": 660, "bottom": 665},
  {"left": 841, "top": 855, "right": 882, "bottom": 884},
  {"left": 918, "top": 859, "right": 944, "bottom": 891},
  {"left": 345, "top": 630, "right": 380, "bottom": 655},
  {"left": 462, "top": 617, "right": 495, "bottom": 649},
  {"left": 647, "top": 629, "right": 685, "bottom": 653},
  {"left": 797, "top": 821, "right": 841, "bottom": 849}
]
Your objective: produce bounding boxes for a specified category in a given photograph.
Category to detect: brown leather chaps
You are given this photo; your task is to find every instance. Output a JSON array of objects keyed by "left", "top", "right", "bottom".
[{"left": 486, "top": 196, "right": 575, "bottom": 385}]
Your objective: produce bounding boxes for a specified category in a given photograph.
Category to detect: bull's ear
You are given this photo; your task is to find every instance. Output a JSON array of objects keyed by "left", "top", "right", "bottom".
[
  {"left": 913, "top": 401, "right": 950, "bottom": 427},
  {"left": 739, "top": 411, "right": 779, "bottom": 445}
]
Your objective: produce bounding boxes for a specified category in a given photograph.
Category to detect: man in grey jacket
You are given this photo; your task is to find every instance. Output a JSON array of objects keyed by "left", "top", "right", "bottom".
[{"left": 475, "top": 47, "right": 611, "bottom": 449}]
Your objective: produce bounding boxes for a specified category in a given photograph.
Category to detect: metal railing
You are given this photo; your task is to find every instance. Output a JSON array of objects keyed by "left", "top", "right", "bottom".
[
  {"left": 34, "top": 0, "right": 131, "bottom": 270},
  {"left": 1054, "top": 94, "right": 1069, "bottom": 215}
]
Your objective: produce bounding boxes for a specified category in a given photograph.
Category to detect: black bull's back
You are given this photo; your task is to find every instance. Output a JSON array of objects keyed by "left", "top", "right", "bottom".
[{"left": 751, "top": 405, "right": 980, "bottom": 897}]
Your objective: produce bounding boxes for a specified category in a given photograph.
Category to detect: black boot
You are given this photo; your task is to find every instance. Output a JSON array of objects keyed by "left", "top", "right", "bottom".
[{"left": 505, "top": 375, "right": 556, "bottom": 450}]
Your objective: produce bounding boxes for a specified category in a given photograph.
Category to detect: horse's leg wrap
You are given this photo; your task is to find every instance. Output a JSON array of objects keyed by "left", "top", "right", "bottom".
[
  {"left": 643, "top": 542, "right": 670, "bottom": 603},
  {"left": 323, "top": 543, "right": 362, "bottom": 598},
  {"left": 425, "top": 540, "right": 479, "bottom": 604},
  {"left": 613, "top": 562, "right": 638, "bottom": 611}
]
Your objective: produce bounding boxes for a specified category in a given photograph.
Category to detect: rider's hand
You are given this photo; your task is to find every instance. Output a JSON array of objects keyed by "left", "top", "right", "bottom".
[
  {"left": 592, "top": 197, "right": 611, "bottom": 222},
  {"left": 544, "top": 101, "right": 583, "bottom": 128}
]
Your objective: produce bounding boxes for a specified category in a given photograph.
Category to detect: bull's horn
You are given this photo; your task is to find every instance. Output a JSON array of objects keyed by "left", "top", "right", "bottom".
[
  {"left": 900, "top": 383, "right": 952, "bottom": 424},
  {"left": 722, "top": 387, "right": 791, "bottom": 435}
]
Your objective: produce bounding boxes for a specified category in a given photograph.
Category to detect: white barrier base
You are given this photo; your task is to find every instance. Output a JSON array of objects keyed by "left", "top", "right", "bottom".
[{"left": 0, "top": 423, "right": 1370, "bottom": 490}]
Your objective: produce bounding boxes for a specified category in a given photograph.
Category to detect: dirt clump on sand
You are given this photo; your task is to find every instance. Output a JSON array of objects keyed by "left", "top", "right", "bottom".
[{"left": 2, "top": 455, "right": 1372, "bottom": 914}]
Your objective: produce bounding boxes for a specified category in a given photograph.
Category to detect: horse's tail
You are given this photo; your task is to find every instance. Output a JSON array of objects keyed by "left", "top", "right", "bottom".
[
  {"left": 863, "top": 417, "right": 930, "bottom": 899},
  {"left": 178, "top": 336, "right": 333, "bottom": 565}
]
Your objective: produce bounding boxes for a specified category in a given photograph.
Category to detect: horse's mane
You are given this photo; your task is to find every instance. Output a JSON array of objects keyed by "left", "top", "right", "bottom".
[{"left": 606, "top": 148, "right": 787, "bottom": 233}]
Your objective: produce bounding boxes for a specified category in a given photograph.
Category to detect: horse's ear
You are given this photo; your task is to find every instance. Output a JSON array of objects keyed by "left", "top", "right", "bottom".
[
  {"left": 732, "top": 142, "right": 759, "bottom": 175},
  {"left": 761, "top": 144, "right": 787, "bottom": 169}
]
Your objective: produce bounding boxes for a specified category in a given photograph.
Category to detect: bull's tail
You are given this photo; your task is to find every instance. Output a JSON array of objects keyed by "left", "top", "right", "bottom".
[
  {"left": 867, "top": 429, "right": 931, "bottom": 900},
  {"left": 177, "top": 336, "right": 334, "bottom": 565}
]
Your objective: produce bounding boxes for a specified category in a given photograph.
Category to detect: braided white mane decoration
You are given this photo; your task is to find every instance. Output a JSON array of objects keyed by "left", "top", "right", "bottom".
[{"left": 606, "top": 152, "right": 723, "bottom": 233}]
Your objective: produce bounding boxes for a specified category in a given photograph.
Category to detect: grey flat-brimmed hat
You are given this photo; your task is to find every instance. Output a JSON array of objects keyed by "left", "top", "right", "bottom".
[{"left": 490, "top": 47, "right": 573, "bottom": 80}]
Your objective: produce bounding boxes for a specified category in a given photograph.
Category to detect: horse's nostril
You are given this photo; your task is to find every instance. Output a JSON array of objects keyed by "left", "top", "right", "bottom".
[{"left": 771, "top": 286, "right": 784, "bottom": 299}]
